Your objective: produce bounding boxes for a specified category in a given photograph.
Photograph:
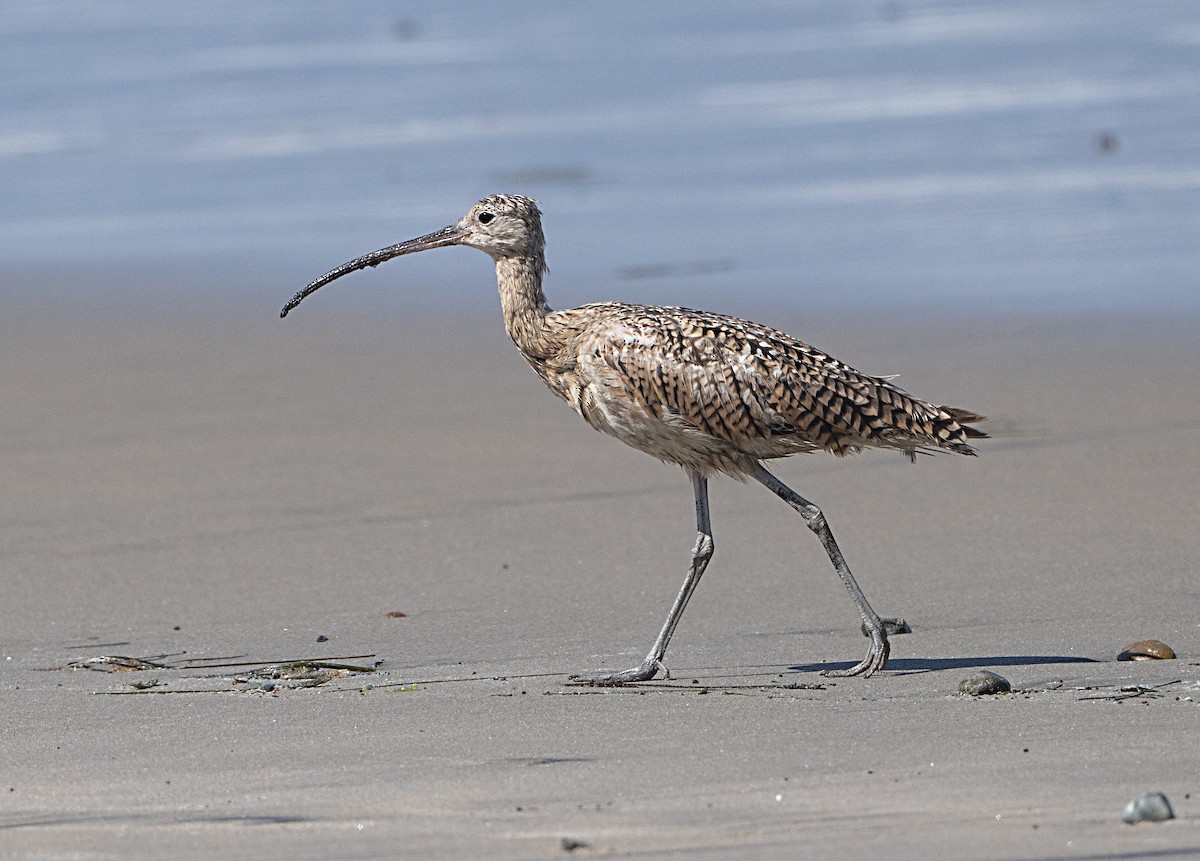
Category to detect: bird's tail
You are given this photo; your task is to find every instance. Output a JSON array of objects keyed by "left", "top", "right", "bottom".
[{"left": 940, "top": 406, "right": 989, "bottom": 440}]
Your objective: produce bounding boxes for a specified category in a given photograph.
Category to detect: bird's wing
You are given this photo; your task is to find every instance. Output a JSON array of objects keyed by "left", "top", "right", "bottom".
[{"left": 590, "top": 305, "right": 978, "bottom": 456}]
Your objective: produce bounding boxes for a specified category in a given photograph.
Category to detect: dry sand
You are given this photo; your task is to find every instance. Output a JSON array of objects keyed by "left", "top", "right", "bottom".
[{"left": 3, "top": 284, "right": 1199, "bottom": 859}]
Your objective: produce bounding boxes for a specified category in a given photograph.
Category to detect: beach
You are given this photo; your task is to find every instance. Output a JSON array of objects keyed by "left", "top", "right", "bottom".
[
  {"left": 3, "top": 284, "right": 1197, "bottom": 858},
  {"left": 5, "top": 3, "right": 1199, "bottom": 854}
]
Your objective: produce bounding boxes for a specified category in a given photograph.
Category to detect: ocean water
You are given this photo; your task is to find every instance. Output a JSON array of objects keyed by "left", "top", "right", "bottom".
[{"left": 3, "top": 1, "right": 1198, "bottom": 314}]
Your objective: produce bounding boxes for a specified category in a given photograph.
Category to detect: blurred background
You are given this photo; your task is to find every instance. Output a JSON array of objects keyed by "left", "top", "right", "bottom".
[{"left": 3, "top": 0, "right": 1197, "bottom": 317}]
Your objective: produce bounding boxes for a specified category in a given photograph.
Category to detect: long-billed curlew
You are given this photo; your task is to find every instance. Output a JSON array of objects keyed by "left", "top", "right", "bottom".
[{"left": 281, "top": 194, "right": 986, "bottom": 684}]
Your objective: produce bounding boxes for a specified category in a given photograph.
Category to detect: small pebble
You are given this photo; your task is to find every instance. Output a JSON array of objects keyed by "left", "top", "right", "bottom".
[
  {"left": 316, "top": 634, "right": 329, "bottom": 643},
  {"left": 958, "top": 670, "right": 1011, "bottom": 696},
  {"left": 560, "top": 837, "right": 590, "bottom": 853},
  {"left": 861, "top": 617, "right": 912, "bottom": 637},
  {"left": 259, "top": 681, "right": 276, "bottom": 692},
  {"left": 1117, "top": 640, "right": 1175, "bottom": 661},
  {"left": 1122, "top": 791, "right": 1174, "bottom": 824}
]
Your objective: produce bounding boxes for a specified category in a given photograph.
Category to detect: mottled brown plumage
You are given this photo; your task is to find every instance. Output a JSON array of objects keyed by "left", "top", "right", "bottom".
[
  {"left": 282, "top": 194, "right": 986, "bottom": 684},
  {"left": 536, "top": 301, "right": 985, "bottom": 478}
]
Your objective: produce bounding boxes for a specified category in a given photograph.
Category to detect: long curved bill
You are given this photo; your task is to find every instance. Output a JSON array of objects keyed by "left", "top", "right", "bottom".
[{"left": 280, "top": 223, "right": 466, "bottom": 318}]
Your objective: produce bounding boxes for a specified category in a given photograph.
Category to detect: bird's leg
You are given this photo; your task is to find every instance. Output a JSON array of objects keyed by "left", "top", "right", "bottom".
[
  {"left": 751, "top": 464, "right": 890, "bottom": 677},
  {"left": 568, "top": 475, "right": 714, "bottom": 686}
]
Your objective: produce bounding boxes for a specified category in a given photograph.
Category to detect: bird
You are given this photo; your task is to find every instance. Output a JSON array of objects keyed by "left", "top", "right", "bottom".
[{"left": 281, "top": 194, "right": 986, "bottom": 684}]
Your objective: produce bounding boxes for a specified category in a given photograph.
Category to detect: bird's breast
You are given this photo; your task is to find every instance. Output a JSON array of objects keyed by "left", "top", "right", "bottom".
[{"left": 538, "top": 350, "right": 764, "bottom": 477}]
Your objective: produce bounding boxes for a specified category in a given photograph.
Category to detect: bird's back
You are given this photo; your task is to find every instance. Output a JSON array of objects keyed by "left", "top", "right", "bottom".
[{"left": 531, "top": 302, "right": 986, "bottom": 478}]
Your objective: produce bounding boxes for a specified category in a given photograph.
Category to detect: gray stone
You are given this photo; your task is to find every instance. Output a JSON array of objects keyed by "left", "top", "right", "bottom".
[
  {"left": 1122, "top": 791, "right": 1174, "bottom": 824},
  {"left": 958, "top": 670, "right": 1012, "bottom": 696}
]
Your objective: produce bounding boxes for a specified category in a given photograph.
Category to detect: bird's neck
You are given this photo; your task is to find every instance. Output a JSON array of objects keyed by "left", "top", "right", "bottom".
[{"left": 495, "top": 255, "right": 557, "bottom": 359}]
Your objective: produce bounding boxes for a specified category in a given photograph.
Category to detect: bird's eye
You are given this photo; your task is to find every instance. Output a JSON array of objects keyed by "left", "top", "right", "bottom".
[{"left": 478, "top": 211, "right": 495, "bottom": 224}]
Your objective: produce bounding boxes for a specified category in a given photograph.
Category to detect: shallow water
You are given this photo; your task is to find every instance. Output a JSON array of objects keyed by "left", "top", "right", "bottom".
[{"left": 3, "top": 1, "right": 1198, "bottom": 313}]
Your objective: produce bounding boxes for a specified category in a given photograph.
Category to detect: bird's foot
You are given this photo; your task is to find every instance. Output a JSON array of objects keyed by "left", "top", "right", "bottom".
[
  {"left": 566, "top": 659, "right": 666, "bottom": 687},
  {"left": 824, "top": 623, "right": 890, "bottom": 678}
]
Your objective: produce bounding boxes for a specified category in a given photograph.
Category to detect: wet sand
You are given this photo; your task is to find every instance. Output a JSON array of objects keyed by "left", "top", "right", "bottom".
[{"left": 3, "top": 285, "right": 1199, "bottom": 859}]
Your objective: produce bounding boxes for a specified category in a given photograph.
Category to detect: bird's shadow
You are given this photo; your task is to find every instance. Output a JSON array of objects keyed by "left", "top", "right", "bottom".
[{"left": 791, "top": 654, "right": 1099, "bottom": 676}]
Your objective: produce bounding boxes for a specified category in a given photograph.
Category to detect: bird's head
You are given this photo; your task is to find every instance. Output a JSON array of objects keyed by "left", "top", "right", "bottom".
[
  {"left": 280, "top": 194, "right": 545, "bottom": 318},
  {"left": 457, "top": 194, "right": 546, "bottom": 262}
]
